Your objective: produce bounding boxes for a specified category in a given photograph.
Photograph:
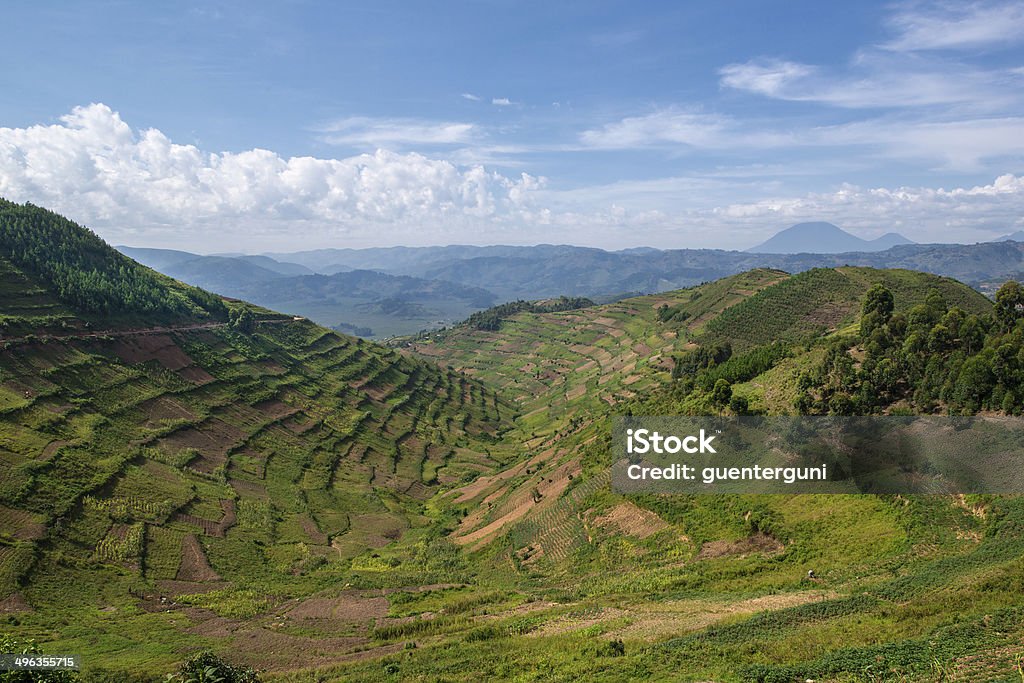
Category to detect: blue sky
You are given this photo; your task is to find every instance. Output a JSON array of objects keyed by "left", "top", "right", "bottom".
[{"left": 2, "top": 1, "right": 1024, "bottom": 251}]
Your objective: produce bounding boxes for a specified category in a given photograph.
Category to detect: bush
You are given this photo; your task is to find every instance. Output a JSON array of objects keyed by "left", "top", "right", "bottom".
[{"left": 168, "top": 651, "right": 259, "bottom": 683}]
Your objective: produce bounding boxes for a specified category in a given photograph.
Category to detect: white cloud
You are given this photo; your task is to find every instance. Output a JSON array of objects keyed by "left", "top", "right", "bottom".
[
  {"left": 815, "top": 116, "right": 1024, "bottom": 170},
  {"left": 0, "top": 104, "right": 544, "bottom": 247},
  {"left": 580, "top": 109, "right": 730, "bottom": 149},
  {"left": 713, "top": 174, "right": 1024, "bottom": 246},
  {"left": 491, "top": 97, "right": 512, "bottom": 106},
  {"left": 720, "top": 3, "right": 1024, "bottom": 110},
  {"left": 719, "top": 54, "right": 1013, "bottom": 109},
  {"left": 3, "top": 104, "right": 1024, "bottom": 250},
  {"left": 317, "top": 116, "right": 479, "bottom": 148},
  {"left": 578, "top": 108, "right": 794, "bottom": 151},
  {"left": 883, "top": 2, "right": 1024, "bottom": 52},
  {"left": 719, "top": 60, "right": 817, "bottom": 98},
  {"left": 461, "top": 92, "right": 482, "bottom": 101},
  {"left": 578, "top": 107, "right": 1024, "bottom": 170}
]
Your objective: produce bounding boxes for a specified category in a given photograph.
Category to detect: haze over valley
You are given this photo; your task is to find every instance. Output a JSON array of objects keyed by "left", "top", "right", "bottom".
[{"left": 121, "top": 222, "right": 1024, "bottom": 337}]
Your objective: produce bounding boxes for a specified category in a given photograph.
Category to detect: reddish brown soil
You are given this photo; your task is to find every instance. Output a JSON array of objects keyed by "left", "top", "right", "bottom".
[
  {"left": 138, "top": 396, "right": 196, "bottom": 427},
  {"left": 283, "top": 592, "right": 389, "bottom": 621},
  {"left": 253, "top": 399, "right": 299, "bottom": 420},
  {"left": 176, "top": 534, "right": 221, "bottom": 582},
  {"left": 696, "top": 532, "right": 784, "bottom": 560},
  {"left": 157, "top": 418, "right": 246, "bottom": 473},
  {"left": 111, "top": 334, "right": 193, "bottom": 370},
  {"left": 589, "top": 502, "right": 670, "bottom": 540},
  {"left": 39, "top": 440, "right": 69, "bottom": 461},
  {"left": 174, "top": 499, "right": 237, "bottom": 537}
]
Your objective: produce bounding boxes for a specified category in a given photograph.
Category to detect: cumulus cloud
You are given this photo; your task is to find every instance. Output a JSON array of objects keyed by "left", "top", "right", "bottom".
[
  {"left": 0, "top": 104, "right": 544, "bottom": 246},
  {"left": 491, "top": 97, "right": 512, "bottom": 106},
  {"left": 3, "top": 104, "right": 1024, "bottom": 250}
]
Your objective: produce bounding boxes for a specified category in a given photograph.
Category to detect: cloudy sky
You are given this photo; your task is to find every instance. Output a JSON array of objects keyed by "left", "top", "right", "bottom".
[{"left": 2, "top": 0, "right": 1024, "bottom": 252}]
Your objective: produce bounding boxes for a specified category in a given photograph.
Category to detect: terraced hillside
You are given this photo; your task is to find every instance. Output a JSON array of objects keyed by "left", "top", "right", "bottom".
[
  {"left": 0, "top": 203, "right": 515, "bottom": 676},
  {"left": 4, "top": 198, "right": 1023, "bottom": 683},
  {"left": 346, "top": 267, "right": 1024, "bottom": 683}
]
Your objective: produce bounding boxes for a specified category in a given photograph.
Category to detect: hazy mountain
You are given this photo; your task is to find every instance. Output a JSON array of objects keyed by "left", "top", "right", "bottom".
[
  {"left": 118, "top": 245, "right": 500, "bottom": 337},
  {"left": 263, "top": 244, "right": 605, "bottom": 275},
  {"left": 747, "top": 222, "right": 914, "bottom": 254},
  {"left": 234, "top": 254, "right": 314, "bottom": 276},
  {"left": 995, "top": 230, "right": 1024, "bottom": 242},
  {"left": 118, "top": 246, "right": 288, "bottom": 292},
  {"left": 115, "top": 245, "right": 204, "bottom": 270}
]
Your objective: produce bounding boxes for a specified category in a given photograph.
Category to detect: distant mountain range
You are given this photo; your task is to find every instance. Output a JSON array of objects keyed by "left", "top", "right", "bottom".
[
  {"left": 119, "top": 222, "right": 1024, "bottom": 336},
  {"left": 118, "top": 246, "right": 496, "bottom": 338},
  {"left": 747, "top": 222, "right": 915, "bottom": 254}
]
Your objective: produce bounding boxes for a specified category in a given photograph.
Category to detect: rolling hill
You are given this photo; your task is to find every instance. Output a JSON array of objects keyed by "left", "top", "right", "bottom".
[
  {"left": 260, "top": 237, "right": 1023, "bottom": 304},
  {"left": 5, "top": 198, "right": 1024, "bottom": 682},
  {"left": 0, "top": 200, "right": 514, "bottom": 676},
  {"left": 373, "top": 266, "right": 1024, "bottom": 682}
]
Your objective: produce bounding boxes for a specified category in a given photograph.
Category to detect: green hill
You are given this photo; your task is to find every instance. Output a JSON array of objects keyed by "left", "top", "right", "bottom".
[
  {"left": 702, "top": 266, "right": 992, "bottom": 350},
  {"left": 0, "top": 201, "right": 514, "bottom": 676},
  {"left": 4, "top": 201, "right": 1024, "bottom": 683},
  {"left": 0, "top": 199, "right": 227, "bottom": 332},
  {"left": 375, "top": 269, "right": 1024, "bottom": 683}
]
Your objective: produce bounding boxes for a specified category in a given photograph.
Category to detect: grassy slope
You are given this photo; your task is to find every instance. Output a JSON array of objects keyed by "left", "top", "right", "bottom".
[
  {"left": 3, "top": 238, "right": 1021, "bottom": 683},
  {"left": 332, "top": 268, "right": 1024, "bottom": 683},
  {"left": 0, "top": 251, "right": 516, "bottom": 675},
  {"left": 704, "top": 267, "right": 993, "bottom": 351}
]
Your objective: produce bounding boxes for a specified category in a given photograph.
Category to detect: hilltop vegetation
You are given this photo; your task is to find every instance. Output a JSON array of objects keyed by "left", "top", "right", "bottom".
[
  {"left": 797, "top": 279, "right": 1024, "bottom": 415},
  {"left": 0, "top": 199, "right": 226, "bottom": 324},
  {"left": 702, "top": 267, "right": 990, "bottom": 350},
  {"left": 458, "top": 296, "right": 595, "bottom": 332}
]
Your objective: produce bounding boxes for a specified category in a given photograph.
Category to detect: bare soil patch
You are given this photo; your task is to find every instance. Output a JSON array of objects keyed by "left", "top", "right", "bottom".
[
  {"left": 284, "top": 591, "right": 388, "bottom": 621},
  {"left": 300, "top": 516, "right": 328, "bottom": 545},
  {"left": 0, "top": 592, "right": 33, "bottom": 613},
  {"left": 138, "top": 396, "right": 196, "bottom": 427},
  {"left": 39, "top": 440, "right": 69, "bottom": 461},
  {"left": 157, "top": 418, "right": 246, "bottom": 473},
  {"left": 176, "top": 534, "right": 221, "bottom": 582},
  {"left": 696, "top": 532, "right": 784, "bottom": 560},
  {"left": 589, "top": 502, "right": 670, "bottom": 540}
]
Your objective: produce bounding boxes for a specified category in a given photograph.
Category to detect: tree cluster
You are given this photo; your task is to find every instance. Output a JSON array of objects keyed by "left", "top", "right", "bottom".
[
  {"left": 0, "top": 199, "right": 226, "bottom": 321},
  {"left": 796, "top": 282, "right": 1024, "bottom": 415},
  {"left": 463, "top": 296, "right": 595, "bottom": 331}
]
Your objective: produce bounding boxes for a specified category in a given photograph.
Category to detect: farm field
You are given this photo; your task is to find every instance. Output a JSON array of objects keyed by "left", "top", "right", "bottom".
[{"left": 2, "top": 201, "right": 1024, "bottom": 682}]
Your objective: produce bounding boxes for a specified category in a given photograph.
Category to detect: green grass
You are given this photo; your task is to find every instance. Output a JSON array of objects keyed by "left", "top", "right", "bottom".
[{"left": 3, "top": 246, "right": 1022, "bottom": 682}]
